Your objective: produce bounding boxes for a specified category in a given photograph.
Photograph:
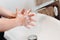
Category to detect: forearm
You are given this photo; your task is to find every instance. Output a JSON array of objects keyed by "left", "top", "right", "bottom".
[
  {"left": 0, "top": 7, "right": 16, "bottom": 18},
  {"left": 0, "top": 18, "right": 19, "bottom": 32}
]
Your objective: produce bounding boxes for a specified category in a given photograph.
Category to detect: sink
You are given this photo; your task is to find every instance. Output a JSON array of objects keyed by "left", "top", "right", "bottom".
[{"left": 4, "top": 14, "right": 60, "bottom": 40}]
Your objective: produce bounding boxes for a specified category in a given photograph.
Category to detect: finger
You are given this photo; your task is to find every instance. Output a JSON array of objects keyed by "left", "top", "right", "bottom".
[
  {"left": 23, "top": 22, "right": 30, "bottom": 29},
  {"left": 16, "top": 8, "right": 19, "bottom": 14},
  {"left": 30, "top": 19, "right": 36, "bottom": 22},
  {"left": 27, "top": 9, "right": 31, "bottom": 14},
  {"left": 28, "top": 14, "right": 35, "bottom": 17},
  {"left": 25, "top": 25, "right": 30, "bottom": 29},
  {"left": 27, "top": 20, "right": 35, "bottom": 26},
  {"left": 24, "top": 9, "right": 31, "bottom": 16},
  {"left": 18, "top": 9, "right": 25, "bottom": 15},
  {"left": 28, "top": 23, "right": 35, "bottom": 26},
  {"left": 25, "top": 18, "right": 36, "bottom": 25},
  {"left": 16, "top": 8, "right": 20, "bottom": 17},
  {"left": 21, "top": 9, "right": 25, "bottom": 15}
]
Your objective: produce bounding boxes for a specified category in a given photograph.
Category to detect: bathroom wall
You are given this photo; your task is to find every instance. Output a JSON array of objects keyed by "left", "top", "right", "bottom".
[
  {"left": 0, "top": 0, "right": 55, "bottom": 12},
  {"left": 36, "top": 0, "right": 55, "bottom": 5},
  {"left": 58, "top": 0, "right": 60, "bottom": 20},
  {"left": 0, "top": 0, "right": 35, "bottom": 12}
]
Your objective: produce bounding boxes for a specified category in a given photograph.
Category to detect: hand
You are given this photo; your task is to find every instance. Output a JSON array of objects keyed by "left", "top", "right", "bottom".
[{"left": 15, "top": 8, "right": 35, "bottom": 28}]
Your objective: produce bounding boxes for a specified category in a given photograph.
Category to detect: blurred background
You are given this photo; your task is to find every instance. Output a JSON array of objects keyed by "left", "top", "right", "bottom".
[{"left": 0, "top": 0, "right": 59, "bottom": 19}]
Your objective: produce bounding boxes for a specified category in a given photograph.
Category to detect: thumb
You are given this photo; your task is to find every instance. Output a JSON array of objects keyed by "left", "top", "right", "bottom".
[
  {"left": 16, "top": 8, "right": 19, "bottom": 15},
  {"left": 18, "top": 9, "right": 25, "bottom": 15}
]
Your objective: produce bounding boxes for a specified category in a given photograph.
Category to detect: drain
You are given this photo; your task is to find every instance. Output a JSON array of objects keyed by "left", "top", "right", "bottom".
[{"left": 28, "top": 35, "right": 37, "bottom": 40}]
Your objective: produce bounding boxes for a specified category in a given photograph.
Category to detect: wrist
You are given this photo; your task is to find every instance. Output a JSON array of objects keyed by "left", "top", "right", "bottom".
[{"left": 14, "top": 18, "right": 22, "bottom": 26}]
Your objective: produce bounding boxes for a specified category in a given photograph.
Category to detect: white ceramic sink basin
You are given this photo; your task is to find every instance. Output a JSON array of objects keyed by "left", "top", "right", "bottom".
[{"left": 4, "top": 14, "right": 60, "bottom": 40}]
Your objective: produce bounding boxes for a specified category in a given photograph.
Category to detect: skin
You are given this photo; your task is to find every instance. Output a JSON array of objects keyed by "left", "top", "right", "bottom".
[
  {"left": 0, "top": 7, "right": 16, "bottom": 18},
  {"left": 0, "top": 8, "right": 35, "bottom": 32}
]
